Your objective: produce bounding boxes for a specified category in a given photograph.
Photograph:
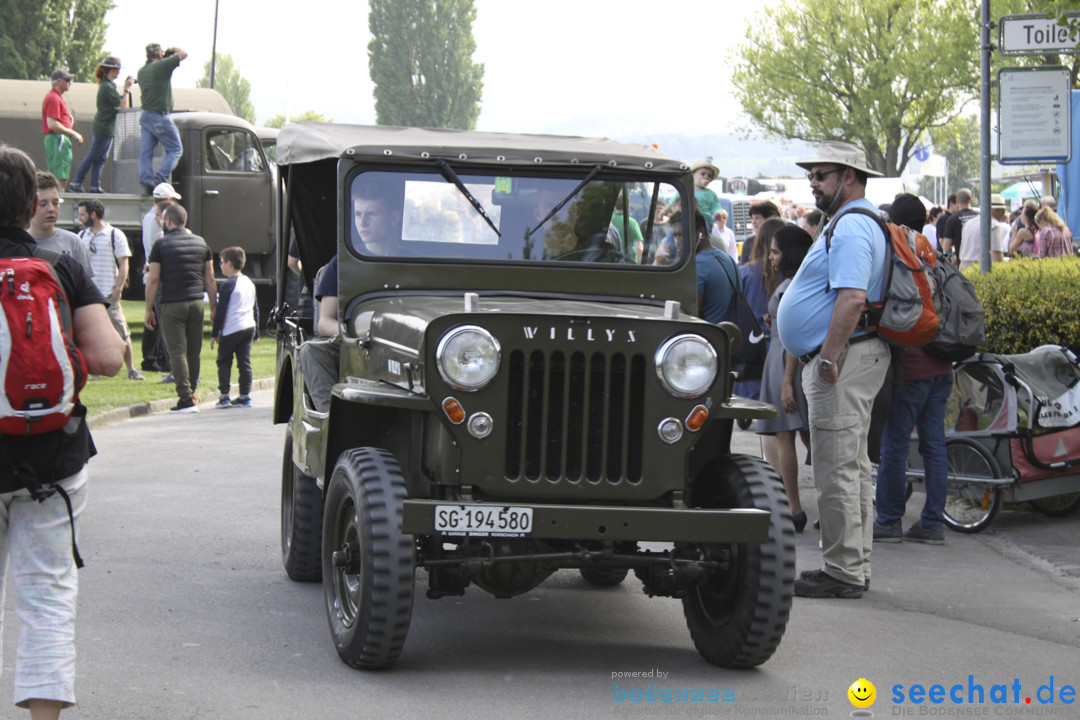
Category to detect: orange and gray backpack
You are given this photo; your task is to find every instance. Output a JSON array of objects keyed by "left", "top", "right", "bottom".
[
  {"left": 825, "top": 207, "right": 944, "bottom": 347},
  {"left": 0, "top": 248, "right": 87, "bottom": 435}
]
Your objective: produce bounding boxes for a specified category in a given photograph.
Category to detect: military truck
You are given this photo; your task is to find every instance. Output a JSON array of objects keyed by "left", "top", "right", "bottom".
[
  {"left": 0, "top": 79, "right": 276, "bottom": 308},
  {"left": 269, "top": 123, "right": 795, "bottom": 671}
]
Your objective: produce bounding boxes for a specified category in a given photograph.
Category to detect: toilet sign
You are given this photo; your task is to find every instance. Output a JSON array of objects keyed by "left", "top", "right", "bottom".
[{"left": 1000, "top": 13, "right": 1080, "bottom": 55}]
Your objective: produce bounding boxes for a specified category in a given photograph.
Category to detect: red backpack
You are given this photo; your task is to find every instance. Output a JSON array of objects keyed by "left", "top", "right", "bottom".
[
  {"left": 0, "top": 250, "right": 87, "bottom": 435},
  {"left": 826, "top": 207, "right": 943, "bottom": 347}
]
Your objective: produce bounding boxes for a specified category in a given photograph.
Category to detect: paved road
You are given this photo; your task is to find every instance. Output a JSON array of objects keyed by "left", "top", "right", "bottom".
[{"left": 1, "top": 395, "right": 1076, "bottom": 719}]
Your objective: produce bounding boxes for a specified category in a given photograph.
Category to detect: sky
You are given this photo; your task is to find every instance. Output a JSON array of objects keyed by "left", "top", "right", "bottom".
[{"left": 102, "top": 0, "right": 805, "bottom": 174}]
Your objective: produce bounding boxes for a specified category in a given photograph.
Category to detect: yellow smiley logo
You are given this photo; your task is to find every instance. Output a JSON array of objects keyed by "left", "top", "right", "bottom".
[{"left": 848, "top": 678, "right": 876, "bottom": 709}]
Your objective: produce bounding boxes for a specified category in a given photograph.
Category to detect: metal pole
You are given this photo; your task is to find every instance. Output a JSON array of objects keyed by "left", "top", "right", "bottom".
[
  {"left": 210, "top": 0, "right": 220, "bottom": 89},
  {"left": 980, "top": 0, "right": 993, "bottom": 273}
]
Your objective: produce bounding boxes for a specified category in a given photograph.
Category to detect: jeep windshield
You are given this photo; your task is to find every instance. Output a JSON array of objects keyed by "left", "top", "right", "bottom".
[{"left": 347, "top": 170, "right": 687, "bottom": 267}]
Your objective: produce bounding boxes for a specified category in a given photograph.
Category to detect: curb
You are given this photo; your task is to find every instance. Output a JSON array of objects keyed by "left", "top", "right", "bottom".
[{"left": 87, "top": 377, "right": 275, "bottom": 430}]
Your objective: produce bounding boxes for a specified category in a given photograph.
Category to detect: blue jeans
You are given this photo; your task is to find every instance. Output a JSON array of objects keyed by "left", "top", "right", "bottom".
[
  {"left": 71, "top": 131, "right": 113, "bottom": 189},
  {"left": 876, "top": 373, "right": 953, "bottom": 528},
  {"left": 139, "top": 111, "right": 182, "bottom": 187}
]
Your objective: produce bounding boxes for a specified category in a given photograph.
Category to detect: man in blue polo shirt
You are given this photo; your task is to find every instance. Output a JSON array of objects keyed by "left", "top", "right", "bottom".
[{"left": 776, "top": 141, "right": 889, "bottom": 599}]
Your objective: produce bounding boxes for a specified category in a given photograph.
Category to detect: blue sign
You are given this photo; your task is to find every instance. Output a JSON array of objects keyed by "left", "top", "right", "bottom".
[{"left": 915, "top": 145, "right": 930, "bottom": 162}]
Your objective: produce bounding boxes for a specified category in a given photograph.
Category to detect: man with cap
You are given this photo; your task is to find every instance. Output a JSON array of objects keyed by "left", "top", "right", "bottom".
[
  {"left": 776, "top": 140, "right": 890, "bottom": 599},
  {"left": 41, "top": 69, "right": 83, "bottom": 191},
  {"left": 139, "top": 182, "right": 181, "bottom": 373},
  {"left": 136, "top": 43, "right": 187, "bottom": 195},
  {"left": 873, "top": 194, "right": 954, "bottom": 546},
  {"left": 689, "top": 158, "right": 722, "bottom": 224},
  {"left": 958, "top": 193, "right": 1008, "bottom": 270}
]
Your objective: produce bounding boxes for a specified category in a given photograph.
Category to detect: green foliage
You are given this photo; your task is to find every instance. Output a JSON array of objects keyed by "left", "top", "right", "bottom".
[
  {"left": 197, "top": 53, "right": 256, "bottom": 124},
  {"left": 732, "top": 0, "right": 979, "bottom": 176},
  {"left": 0, "top": 0, "right": 112, "bottom": 80},
  {"left": 368, "top": 0, "right": 484, "bottom": 129},
  {"left": 917, "top": 116, "right": 980, "bottom": 197},
  {"left": 264, "top": 111, "right": 331, "bottom": 129},
  {"left": 79, "top": 301, "right": 275, "bottom": 418},
  {"left": 967, "top": 256, "right": 1080, "bottom": 354}
]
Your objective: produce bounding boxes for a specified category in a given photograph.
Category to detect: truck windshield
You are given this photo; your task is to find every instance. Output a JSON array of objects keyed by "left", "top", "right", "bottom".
[{"left": 347, "top": 170, "right": 687, "bottom": 267}]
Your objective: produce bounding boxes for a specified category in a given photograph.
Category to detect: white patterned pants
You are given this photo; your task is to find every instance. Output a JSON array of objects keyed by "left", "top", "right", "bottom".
[{"left": 0, "top": 467, "right": 86, "bottom": 709}]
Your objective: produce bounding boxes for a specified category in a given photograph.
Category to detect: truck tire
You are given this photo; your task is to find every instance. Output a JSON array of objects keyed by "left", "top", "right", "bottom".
[
  {"left": 681, "top": 454, "right": 795, "bottom": 669},
  {"left": 281, "top": 425, "right": 322, "bottom": 582},
  {"left": 323, "top": 448, "right": 415, "bottom": 670}
]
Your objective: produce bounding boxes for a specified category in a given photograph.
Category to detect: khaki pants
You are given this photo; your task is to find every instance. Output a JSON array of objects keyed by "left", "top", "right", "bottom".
[{"left": 802, "top": 337, "right": 889, "bottom": 585}]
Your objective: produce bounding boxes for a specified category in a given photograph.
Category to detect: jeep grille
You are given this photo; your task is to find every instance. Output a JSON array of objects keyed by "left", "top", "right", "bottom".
[{"left": 505, "top": 349, "right": 646, "bottom": 485}]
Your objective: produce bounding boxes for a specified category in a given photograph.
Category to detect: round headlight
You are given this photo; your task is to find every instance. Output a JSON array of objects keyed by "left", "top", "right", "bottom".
[
  {"left": 655, "top": 334, "right": 718, "bottom": 398},
  {"left": 436, "top": 326, "right": 500, "bottom": 391}
]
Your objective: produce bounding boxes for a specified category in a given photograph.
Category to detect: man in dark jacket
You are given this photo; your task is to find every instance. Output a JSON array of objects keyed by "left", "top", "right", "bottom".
[
  {"left": 144, "top": 204, "right": 216, "bottom": 412},
  {"left": 0, "top": 143, "right": 123, "bottom": 717}
]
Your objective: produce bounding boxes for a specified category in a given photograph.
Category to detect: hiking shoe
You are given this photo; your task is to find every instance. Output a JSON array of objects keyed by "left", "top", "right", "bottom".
[
  {"left": 170, "top": 399, "right": 198, "bottom": 414},
  {"left": 801, "top": 568, "right": 869, "bottom": 590},
  {"left": 215, "top": 396, "right": 232, "bottom": 409},
  {"left": 873, "top": 520, "right": 903, "bottom": 543},
  {"left": 904, "top": 522, "right": 945, "bottom": 545},
  {"left": 157, "top": 373, "right": 175, "bottom": 384},
  {"left": 234, "top": 395, "right": 252, "bottom": 408},
  {"left": 794, "top": 569, "right": 864, "bottom": 599},
  {"left": 128, "top": 369, "right": 145, "bottom": 381}
]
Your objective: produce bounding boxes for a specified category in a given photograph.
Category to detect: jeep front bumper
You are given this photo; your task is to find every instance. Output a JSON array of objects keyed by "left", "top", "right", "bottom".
[{"left": 402, "top": 500, "right": 770, "bottom": 543}]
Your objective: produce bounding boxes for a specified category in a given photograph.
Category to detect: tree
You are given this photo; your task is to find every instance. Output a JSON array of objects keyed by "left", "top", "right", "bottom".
[
  {"left": 917, "top": 116, "right": 980, "bottom": 198},
  {"left": 368, "top": 0, "right": 484, "bottom": 129},
  {"left": 732, "top": 0, "right": 979, "bottom": 176},
  {"left": 264, "top": 111, "right": 331, "bottom": 129},
  {"left": 197, "top": 53, "right": 255, "bottom": 124},
  {"left": 0, "top": 0, "right": 112, "bottom": 81}
]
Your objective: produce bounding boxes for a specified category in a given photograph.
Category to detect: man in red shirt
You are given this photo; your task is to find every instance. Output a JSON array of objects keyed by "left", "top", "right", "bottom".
[{"left": 41, "top": 69, "right": 83, "bottom": 191}]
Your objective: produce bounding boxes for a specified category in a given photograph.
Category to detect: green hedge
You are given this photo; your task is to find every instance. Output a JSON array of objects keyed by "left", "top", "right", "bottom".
[{"left": 965, "top": 255, "right": 1080, "bottom": 355}]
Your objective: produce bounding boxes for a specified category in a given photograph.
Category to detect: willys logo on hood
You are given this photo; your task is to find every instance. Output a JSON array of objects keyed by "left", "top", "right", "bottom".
[{"left": 523, "top": 325, "right": 637, "bottom": 343}]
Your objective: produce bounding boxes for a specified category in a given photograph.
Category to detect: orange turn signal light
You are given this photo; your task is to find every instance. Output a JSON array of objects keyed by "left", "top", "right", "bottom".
[
  {"left": 685, "top": 404, "right": 709, "bottom": 432},
  {"left": 442, "top": 397, "right": 466, "bottom": 425}
]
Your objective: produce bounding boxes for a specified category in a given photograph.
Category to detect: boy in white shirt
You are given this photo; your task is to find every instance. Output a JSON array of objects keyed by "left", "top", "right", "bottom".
[{"left": 210, "top": 246, "right": 259, "bottom": 408}]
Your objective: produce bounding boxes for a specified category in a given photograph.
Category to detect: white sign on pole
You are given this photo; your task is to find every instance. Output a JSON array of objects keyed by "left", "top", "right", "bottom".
[
  {"left": 998, "top": 66, "right": 1072, "bottom": 164},
  {"left": 999, "top": 13, "right": 1080, "bottom": 55},
  {"left": 921, "top": 154, "right": 946, "bottom": 177}
]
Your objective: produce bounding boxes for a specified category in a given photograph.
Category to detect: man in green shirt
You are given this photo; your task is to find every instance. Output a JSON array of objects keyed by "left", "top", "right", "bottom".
[{"left": 137, "top": 43, "right": 188, "bottom": 195}]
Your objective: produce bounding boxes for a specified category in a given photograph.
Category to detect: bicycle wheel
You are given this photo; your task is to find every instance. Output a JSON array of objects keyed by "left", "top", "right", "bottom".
[
  {"left": 943, "top": 438, "right": 1003, "bottom": 534},
  {"left": 1029, "top": 491, "right": 1080, "bottom": 517}
]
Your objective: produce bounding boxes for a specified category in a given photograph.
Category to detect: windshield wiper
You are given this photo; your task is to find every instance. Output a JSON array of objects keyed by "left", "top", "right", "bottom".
[
  {"left": 436, "top": 159, "right": 501, "bottom": 238},
  {"left": 525, "top": 164, "right": 604, "bottom": 240}
]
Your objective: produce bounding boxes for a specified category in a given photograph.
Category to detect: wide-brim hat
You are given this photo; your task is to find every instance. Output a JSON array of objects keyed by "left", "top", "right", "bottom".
[
  {"left": 990, "top": 193, "right": 1007, "bottom": 209},
  {"left": 796, "top": 141, "right": 883, "bottom": 177},
  {"left": 98, "top": 56, "right": 122, "bottom": 70},
  {"left": 689, "top": 158, "right": 720, "bottom": 180}
]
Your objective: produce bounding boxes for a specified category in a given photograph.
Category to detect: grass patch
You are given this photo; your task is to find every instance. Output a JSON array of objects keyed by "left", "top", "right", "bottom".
[{"left": 78, "top": 299, "right": 275, "bottom": 417}]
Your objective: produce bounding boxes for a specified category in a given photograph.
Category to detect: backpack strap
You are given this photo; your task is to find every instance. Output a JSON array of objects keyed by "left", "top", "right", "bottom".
[
  {"left": 822, "top": 206, "right": 891, "bottom": 305},
  {"left": 712, "top": 253, "right": 742, "bottom": 321}
]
